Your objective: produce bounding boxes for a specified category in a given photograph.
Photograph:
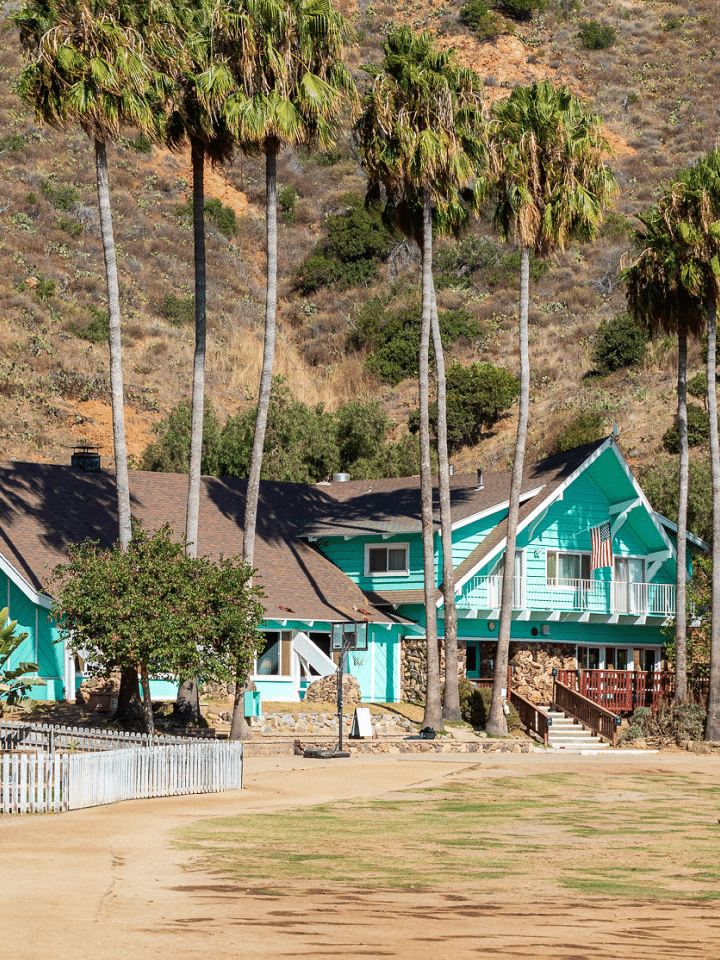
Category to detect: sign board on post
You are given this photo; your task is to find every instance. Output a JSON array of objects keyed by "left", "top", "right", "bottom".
[{"left": 350, "top": 707, "right": 373, "bottom": 739}]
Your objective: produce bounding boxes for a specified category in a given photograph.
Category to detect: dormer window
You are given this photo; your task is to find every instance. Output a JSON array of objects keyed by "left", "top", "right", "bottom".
[{"left": 365, "top": 543, "right": 409, "bottom": 576}]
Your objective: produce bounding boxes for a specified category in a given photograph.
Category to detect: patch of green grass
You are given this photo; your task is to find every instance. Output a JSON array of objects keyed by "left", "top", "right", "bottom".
[{"left": 176, "top": 771, "right": 720, "bottom": 901}]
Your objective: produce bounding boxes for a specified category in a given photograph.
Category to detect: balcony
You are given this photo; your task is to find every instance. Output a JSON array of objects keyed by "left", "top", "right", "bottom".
[{"left": 458, "top": 575, "right": 676, "bottom": 618}]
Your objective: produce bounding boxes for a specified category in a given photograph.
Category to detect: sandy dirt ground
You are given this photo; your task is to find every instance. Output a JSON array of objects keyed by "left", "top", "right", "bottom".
[{"left": 2, "top": 751, "right": 720, "bottom": 960}]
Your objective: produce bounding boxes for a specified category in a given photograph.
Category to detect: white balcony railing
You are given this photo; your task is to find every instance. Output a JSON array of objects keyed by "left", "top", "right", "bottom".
[{"left": 459, "top": 575, "right": 676, "bottom": 617}]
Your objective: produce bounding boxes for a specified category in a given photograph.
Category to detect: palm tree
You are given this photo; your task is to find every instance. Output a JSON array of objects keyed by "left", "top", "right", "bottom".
[
  {"left": 211, "top": 0, "right": 354, "bottom": 739},
  {"left": 485, "top": 81, "right": 616, "bottom": 736},
  {"left": 356, "top": 27, "right": 485, "bottom": 731},
  {"left": 624, "top": 205, "right": 705, "bottom": 703},
  {"left": 161, "top": 0, "right": 236, "bottom": 723},
  {"left": 14, "top": 0, "right": 165, "bottom": 730},
  {"left": 657, "top": 151, "right": 720, "bottom": 737},
  {"left": 14, "top": 0, "right": 161, "bottom": 550}
]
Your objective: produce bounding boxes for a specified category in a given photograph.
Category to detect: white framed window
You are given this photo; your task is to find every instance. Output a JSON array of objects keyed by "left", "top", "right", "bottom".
[
  {"left": 364, "top": 542, "right": 409, "bottom": 576},
  {"left": 547, "top": 551, "right": 592, "bottom": 584}
]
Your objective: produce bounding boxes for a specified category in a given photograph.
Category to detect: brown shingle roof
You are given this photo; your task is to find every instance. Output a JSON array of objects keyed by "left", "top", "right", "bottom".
[
  {"left": 304, "top": 438, "right": 608, "bottom": 542},
  {"left": 0, "top": 463, "right": 407, "bottom": 625}
]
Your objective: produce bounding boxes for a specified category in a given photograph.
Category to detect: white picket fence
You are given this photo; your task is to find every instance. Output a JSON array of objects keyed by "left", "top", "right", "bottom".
[
  {"left": 0, "top": 719, "right": 213, "bottom": 753},
  {"left": 1, "top": 740, "right": 244, "bottom": 815}
]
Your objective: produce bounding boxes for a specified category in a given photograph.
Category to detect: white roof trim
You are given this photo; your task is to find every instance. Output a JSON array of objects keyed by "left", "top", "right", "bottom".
[
  {"left": 654, "top": 513, "right": 710, "bottom": 552},
  {"left": 451, "top": 438, "right": 676, "bottom": 601},
  {"left": 0, "top": 551, "right": 54, "bottom": 610},
  {"left": 451, "top": 485, "right": 546, "bottom": 532}
]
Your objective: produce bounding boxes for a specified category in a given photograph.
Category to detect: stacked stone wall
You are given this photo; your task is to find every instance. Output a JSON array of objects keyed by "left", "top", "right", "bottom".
[
  {"left": 402, "top": 637, "right": 576, "bottom": 703},
  {"left": 401, "top": 635, "right": 467, "bottom": 702}
]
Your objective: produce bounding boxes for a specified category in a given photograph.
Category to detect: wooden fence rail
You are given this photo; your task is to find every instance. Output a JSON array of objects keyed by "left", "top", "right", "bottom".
[
  {"left": 0, "top": 720, "right": 212, "bottom": 754},
  {"left": 553, "top": 680, "right": 619, "bottom": 746},
  {"left": 510, "top": 690, "right": 551, "bottom": 745},
  {"left": 1, "top": 741, "right": 244, "bottom": 815}
]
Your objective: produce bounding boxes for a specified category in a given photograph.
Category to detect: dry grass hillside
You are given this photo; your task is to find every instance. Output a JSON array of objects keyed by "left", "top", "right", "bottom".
[{"left": 0, "top": 0, "right": 718, "bottom": 477}]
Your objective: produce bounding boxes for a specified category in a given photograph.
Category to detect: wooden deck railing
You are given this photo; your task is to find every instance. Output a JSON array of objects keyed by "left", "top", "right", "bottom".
[
  {"left": 553, "top": 680, "right": 619, "bottom": 746},
  {"left": 510, "top": 690, "right": 551, "bottom": 745},
  {"left": 556, "top": 670, "right": 680, "bottom": 714}
]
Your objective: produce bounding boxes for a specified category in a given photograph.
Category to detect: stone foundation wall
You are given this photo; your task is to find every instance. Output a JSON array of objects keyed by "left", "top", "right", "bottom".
[
  {"left": 401, "top": 636, "right": 467, "bottom": 702},
  {"left": 403, "top": 637, "right": 577, "bottom": 704},
  {"left": 477, "top": 641, "right": 577, "bottom": 703}
]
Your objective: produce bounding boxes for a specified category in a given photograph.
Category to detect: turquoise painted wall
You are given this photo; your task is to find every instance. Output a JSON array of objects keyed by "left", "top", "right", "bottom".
[
  {"left": 2, "top": 574, "right": 65, "bottom": 700},
  {"left": 316, "top": 534, "right": 430, "bottom": 592}
]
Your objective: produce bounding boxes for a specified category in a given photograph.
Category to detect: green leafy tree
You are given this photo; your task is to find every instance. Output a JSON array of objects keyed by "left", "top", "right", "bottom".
[
  {"left": 140, "top": 398, "right": 222, "bottom": 476},
  {"left": 220, "top": 379, "right": 340, "bottom": 482},
  {"left": 486, "top": 80, "right": 616, "bottom": 735},
  {"left": 640, "top": 456, "right": 713, "bottom": 546},
  {"left": 0, "top": 609, "right": 45, "bottom": 707},
  {"left": 357, "top": 26, "right": 485, "bottom": 728},
  {"left": 52, "top": 525, "right": 264, "bottom": 733}
]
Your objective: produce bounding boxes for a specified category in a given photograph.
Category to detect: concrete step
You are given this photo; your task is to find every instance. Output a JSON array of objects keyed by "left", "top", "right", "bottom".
[{"left": 544, "top": 710, "right": 612, "bottom": 752}]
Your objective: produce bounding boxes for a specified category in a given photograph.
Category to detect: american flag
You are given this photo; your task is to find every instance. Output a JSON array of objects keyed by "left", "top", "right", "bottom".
[{"left": 590, "top": 521, "right": 612, "bottom": 571}]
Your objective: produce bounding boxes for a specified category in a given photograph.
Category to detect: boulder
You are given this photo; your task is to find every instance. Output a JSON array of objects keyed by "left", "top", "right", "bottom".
[{"left": 304, "top": 673, "right": 361, "bottom": 705}]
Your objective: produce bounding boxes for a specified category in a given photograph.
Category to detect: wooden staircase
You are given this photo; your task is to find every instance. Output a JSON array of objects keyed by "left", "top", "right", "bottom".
[{"left": 545, "top": 709, "right": 612, "bottom": 752}]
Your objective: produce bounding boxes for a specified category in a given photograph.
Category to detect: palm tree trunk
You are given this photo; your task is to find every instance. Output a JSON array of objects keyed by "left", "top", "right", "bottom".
[
  {"left": 705, "top": 302, "right": 720, "bottom": 739},
  {"left": 230, "top": 140, "right": 279, "bottom": 742},
  {"left": 430, "top": 286, "right": 460, "bottom": 722},
  {"left": 176, "top": 136, "right": 208, "bottom": 725},
  {"left": 675, "top": 325, "right": 689, "bottom": 702},
  {"left": 95, "top": 138, "right": 137, "bottom": 730},
  {"left": 420, "top": 190, "right": 442, "bottom": 732},
  {"left": 486, "top": 245, "right": 531, "bottom": 736},
  {"left": 185, "top": 136, "right": 207, "bottom": 560},
  {"left": 95, "top": 137, "right": 131, "bottom": 550}
]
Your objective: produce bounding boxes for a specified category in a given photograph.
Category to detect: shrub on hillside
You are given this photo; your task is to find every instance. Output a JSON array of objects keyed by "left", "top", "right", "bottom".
[
  {"left": 554, "top": 412, "right": 604, "bottom": 453},
  {"left": 175, "top": 197, "right": 237, "bottom": 240},
  {"left": 579, "top": 20, "right": 617, "bottom": 49},
  {"left": 496, "top": 0, "right": 547, "bottom": 20},
  {"left": 351, "top": 300, "right": 482, "bottom": 385},
  {"left": 662, "top": 403, "right": 711, "bottom": 453},
  {"left": 162, "top": 293, "right": 195, "bottom": 325},
  {"left": 70, "top": 305, "right": 109, "bottom": 344},
  {"left": 592, "top": 311, "right": 647, "bottom": 374},
  {"left": 410, "top": 361, "right": 520, "bottom": 453},
  {"left": 278, "top": 184, "right": 298, "bottom": 225},
  {"left": 688, "top": 372, "right": 708, "bottom": 407},
  {"left": 295, "top": 194, "right": 395, "bottom": 293},
  {"left": 459, "top": 0, "right": 510, "bottom": 38},
  {"left": 434, "top": 235, "right": 548, "bottom": 291}
]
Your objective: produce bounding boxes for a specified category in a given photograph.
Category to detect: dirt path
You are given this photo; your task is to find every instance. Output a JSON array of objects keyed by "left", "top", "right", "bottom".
[{"left": 2, "top": 752, "right": 719, "bottom": 960}]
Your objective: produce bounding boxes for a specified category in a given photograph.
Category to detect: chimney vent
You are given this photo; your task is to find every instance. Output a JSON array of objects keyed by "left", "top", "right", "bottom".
[
  {"left": 71, "top": 445, "right": 101, "bottom": 472},
  {"left": 449, "top": 463, "right": 454, "bottom": 476},
  {"left": 477, "top": 467, "right": 484, "bottom": 490},
  {"left": 332, "top": 472, "right": 350, "bottom": 483}
]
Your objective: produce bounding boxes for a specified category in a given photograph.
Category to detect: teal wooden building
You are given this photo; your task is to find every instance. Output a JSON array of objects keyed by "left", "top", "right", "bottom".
[{"left": 0, "top": 435, "right": 705, "bottom": 705}]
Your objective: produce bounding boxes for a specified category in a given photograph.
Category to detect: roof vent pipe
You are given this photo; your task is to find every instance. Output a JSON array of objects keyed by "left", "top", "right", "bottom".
[
  {"left": 332, "top": 472, "right": 350, "bottom": 483},
  {"left": 449, "top": 463, "right": 454, "bottom": 476},
  {"left": 477, "top": 467, "right": 484, "bottom": 490}
]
